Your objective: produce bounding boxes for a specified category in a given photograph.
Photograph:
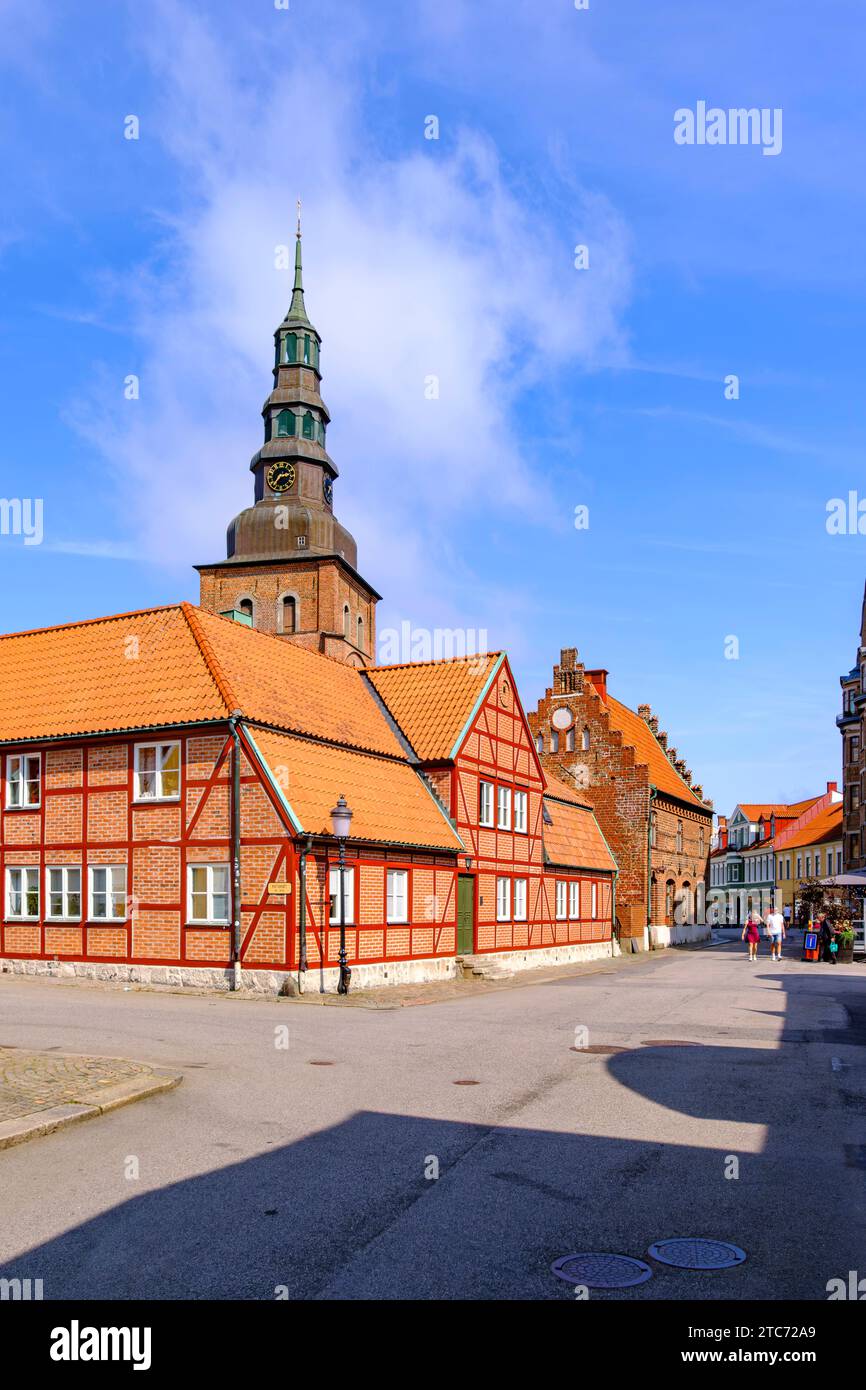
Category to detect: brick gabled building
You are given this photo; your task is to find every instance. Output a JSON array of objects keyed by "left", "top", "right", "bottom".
[
  {"left": 528, "top": 648, "right": 713, "bottom": 948},
  {"left": 836, "top": 581, "right": 866, "bottom": 869}
]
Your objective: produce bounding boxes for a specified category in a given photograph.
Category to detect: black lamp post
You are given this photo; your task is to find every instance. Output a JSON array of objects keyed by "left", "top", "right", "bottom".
[{"left": 330, "top": 794, "right": 353, "bottom": 994}]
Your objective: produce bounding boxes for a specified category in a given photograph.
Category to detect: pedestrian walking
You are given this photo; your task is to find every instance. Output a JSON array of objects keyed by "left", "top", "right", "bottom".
[
  {"left": 742, "top": 910, "right": 762, "bottom": 961},
  {"left": 765, "top": 904, "right": 786, "bottom": 961},
  {"left": 817, "top": 913, "right": 837, "bottom": 965}
]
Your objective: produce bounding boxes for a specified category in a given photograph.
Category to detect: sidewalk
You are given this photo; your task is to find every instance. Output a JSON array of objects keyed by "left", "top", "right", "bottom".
[{"left": 0, "top": 1046, "right": 182, "bottom": 1150}]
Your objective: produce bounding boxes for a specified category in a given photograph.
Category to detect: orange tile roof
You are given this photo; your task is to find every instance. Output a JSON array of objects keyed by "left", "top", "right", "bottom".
[
  {"left": 249, "top": 728, "right": 463, "bottom": 851},
  {"left": 737, "top": 799, "right": 819, "bottom": 821},
  {"left": 605, "top": 695, "right": 706, "bottom": 808},
  {"left": 780, "top": 802, "right": 843, "bottom": 851},
  {"left": 543, "top": 770, "right": 592, "bottom": 807},
  {"left": 365, "top": 653, "right": 502, "bottom": 761},
  {"left": 542, "top": 787, "right": 617, "bottom": 873},
  {"left": 0, "top": 604, "right": 402, "bottom": 756}
]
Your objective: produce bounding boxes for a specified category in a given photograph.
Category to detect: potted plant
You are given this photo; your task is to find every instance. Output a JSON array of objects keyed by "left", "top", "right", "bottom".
[{"left": 836, "top": 923, "right": 855, "bottom": 964}]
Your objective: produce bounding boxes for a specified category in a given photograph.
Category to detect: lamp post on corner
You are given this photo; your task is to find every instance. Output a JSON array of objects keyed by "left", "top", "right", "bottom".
[{"left": 330, "top": 794, "right": 353, "bottom": 995}]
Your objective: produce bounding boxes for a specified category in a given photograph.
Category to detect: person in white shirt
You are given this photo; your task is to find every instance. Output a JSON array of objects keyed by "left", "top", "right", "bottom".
[{"left": 765, "top": 907, "right": 786, "bottom": 961}]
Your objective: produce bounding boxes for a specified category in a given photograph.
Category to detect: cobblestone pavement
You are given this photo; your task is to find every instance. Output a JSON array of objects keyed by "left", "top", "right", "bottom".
[{"left": 0, "top": 1047, "right": 172, "bottom": 1124}]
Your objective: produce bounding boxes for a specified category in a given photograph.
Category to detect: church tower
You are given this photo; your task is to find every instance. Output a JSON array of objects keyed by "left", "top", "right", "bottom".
[{"left": 196, "top": 210, "right": 380, "bottom": 667}]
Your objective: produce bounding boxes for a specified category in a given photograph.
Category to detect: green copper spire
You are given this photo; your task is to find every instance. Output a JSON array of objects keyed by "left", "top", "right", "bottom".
[{"left": 288, "top": 198, "right": 311, "bottom": 326}]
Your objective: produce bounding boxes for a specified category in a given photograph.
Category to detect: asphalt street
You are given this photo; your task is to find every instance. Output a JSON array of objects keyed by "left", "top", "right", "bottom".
[{"left": 0, "top": 939, "right": 864, "bottom": 1300}]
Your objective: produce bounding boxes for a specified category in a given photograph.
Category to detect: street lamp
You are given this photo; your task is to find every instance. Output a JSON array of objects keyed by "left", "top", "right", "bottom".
[{"left": 330, "top": 794, "right": 353, "bottom": 994}]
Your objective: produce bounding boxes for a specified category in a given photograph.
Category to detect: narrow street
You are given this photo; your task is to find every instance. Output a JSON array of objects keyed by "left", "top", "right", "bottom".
[{"left": 1, "top": 941, "right": 864, "bottom": 1301}]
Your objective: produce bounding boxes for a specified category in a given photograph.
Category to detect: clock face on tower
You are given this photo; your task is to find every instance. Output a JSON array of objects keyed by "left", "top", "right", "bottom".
[
  {"left": 323, "top": 476, "right": 333, "bottom": 506},
  {"left": 266, "top": 461, "right": 296, "bottom": 493}
]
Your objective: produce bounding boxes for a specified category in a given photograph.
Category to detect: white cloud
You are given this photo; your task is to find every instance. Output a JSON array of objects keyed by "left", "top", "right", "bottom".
[{"left": 72, "top": 0, "right": 633, "bottom": 627}]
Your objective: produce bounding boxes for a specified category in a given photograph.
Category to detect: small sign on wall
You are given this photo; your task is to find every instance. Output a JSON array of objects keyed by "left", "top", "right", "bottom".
[{"left": 268, "top": 880, "right": 292, "bottom": 894}]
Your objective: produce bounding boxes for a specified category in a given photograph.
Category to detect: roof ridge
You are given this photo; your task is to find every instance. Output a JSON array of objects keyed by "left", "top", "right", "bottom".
[
  {"left": 370, "top": 651, "right": 501, "bottom": 673},
  {"left": 181, "top": 603, "right": 241, "bottom": 716},
  {"left": 0, "top": 603, "right": 184, "bottom": 643}
]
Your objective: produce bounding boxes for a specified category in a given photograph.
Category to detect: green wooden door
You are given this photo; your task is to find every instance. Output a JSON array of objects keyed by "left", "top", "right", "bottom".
[{"left": 457, "top": 874, "right": 475, "bottom": 955}]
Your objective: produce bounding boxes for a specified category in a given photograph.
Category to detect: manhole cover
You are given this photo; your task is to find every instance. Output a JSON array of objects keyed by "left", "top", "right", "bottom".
[
  {"left": 552, "top": 1253, "right": 653, "bottom": 1289},
  {"left": 453, "top": 1079, "right": 480, "bottom": 1085},
  {"left": 570, "top": 1045, "right": 628, "bottom": 1055},
  {"left": 648, "top": 1238, "right": 746, "bottom": 1270},
  {"left": 641, "top": 1040, "right": 700, "bottom": 1048},
  {"left": 308, "top": 1060, "right": 334, "bottom": 1066}
]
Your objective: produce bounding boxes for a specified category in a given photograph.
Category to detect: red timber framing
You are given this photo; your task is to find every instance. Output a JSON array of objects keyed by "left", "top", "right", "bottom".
[
  {"left": 0, "top": 723, "right": 458, "bottom": 974},
  {"left": 439, "top": 656, "right": 614, "bottom": 954}
]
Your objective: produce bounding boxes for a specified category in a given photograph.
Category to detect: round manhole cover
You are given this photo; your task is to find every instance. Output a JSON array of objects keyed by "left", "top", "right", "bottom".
[
  {"left": 570, "top": 1045, "right": 628, "bottom": 1055},
  {"left": 648, "top": 1239, "right": 746, "bottom": 1270},
  {"left": 308, "top": 1060, "right": 334, "bottom": 1066},
  {"left": 552, "top": 1253, "right": 653, "bottom": 1289},
  {"left": 453, "top": 1079, "right": 480, "bottom": 1085}
]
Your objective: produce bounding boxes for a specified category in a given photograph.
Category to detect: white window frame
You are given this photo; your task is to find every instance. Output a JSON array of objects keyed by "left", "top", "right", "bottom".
[
  {"left": 513, "top": 878, "right": 527, "bottom": 921},
  {"left": 329, "top": 866, "right": 355, "bottom": 925},
  {"left": 88, "top": 865, "right": 128, "bottom": 921},
  {"left": 479, "top": 780, "right": 494, "bottom": 828},
  {"left": 568, "top": 881, "right": 579, "bottom": 919},
  {"left": 591, "top": 882, "right": 599, "bottom": 919},
  {"left": 387, "top": 869, "right": 408, "bottom": 924},
  {"left": 46, "top": 865, "right": 82, "bottom": 921},
  {"left": 6, "top": 752, "right": 41, "bottom": 809},
  {"left": 187, "top": 862, "right": 230, "bottom": 925},
  {"left": 496, "top": 876, "right": 511, "bottom": 922},
  {"left": 513, "top": 790, "right": 527, "bottom": 834},
  {"left": 497, "top": 785, "right": 511, "bottom": 831},
  {"left": 134, "top": 741, "right": 181, "bottom": 802},
  {"left": 5, "top": 866, "right": 39, "bottom": 920},
  {"left": 556, "top": 881, "right": 567, "bottom": 920}
]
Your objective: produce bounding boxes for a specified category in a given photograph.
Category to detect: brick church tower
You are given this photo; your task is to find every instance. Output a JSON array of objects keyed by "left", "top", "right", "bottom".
[{"left": 196, "top": 213, "right": 380, "bottom": 667}]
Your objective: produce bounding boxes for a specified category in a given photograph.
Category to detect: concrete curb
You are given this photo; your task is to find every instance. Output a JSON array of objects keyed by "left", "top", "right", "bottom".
[{"left": 0, "top": 1062, "right": 182, "bottom": 1151}]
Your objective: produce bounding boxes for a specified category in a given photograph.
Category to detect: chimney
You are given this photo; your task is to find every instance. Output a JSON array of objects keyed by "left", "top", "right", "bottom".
[
  {"left": 683, "top": 767, "right": 693, "bottom": 786},
  {"left": 693, "top": 783, "right": 703, "bottom": 801},
  {"left": 658, "top": 731, "right": 668, "bottom": 750},
  {"left": 637, "top": 703, "right": 651, "bottom": 720},
  {"left": 560, "top": 648, "right": 578, "bottom": 669},
  {"left": 586, "top": 669, "right": 608, "bottom": 703},
  {"left": 827, "top": 780, "right": 838, "bottom": 793},
  {"left": 648, "top": 715, "right": 659, "bottom": 736},
  {"left": 667, "top": 747, "right": 678, "bottom": 764}
]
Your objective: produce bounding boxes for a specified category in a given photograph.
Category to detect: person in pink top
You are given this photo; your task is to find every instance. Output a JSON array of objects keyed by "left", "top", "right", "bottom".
[{"left": 741, "top": 910, "right": 762, "bottom": 961}]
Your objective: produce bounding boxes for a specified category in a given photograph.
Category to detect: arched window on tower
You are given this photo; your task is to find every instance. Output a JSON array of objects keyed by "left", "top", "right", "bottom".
[
  {"left": 551, "top": 730, "right": 559, "bottom": 754},
  {"left": 343, "top": 605, "right": 351, "bottom": 639},
  {"left": 302, "top": 412, "right": 314, "bottom": 439},
  {"left": 264, "top": 414, "right": 272, "bottom": 442},
  {"left": 303, "top": 335, "right": 311, "bottom": 364},
  {"left": 281, "top": 595, "right": 297, "bottom": 634},
  {"left": 284, "top": 333, "right": 297, "bottom": 363},
  {"left": 565, "top": 728, "right": 575, "bottom": 752},
  {"left": 357, "top": 615, "right": 364, "bottom": 650},
  {"left": 276, "top": 410, "right": 294, "bottom": 438},
  {"left": 535, "top": 733, "right": 544, "bottom": 754},
  {"left": 581, "top": 726, "right": 591, "bottom": 751},
  {"left": 237, "top": 597, "right": 254, "bottom": 622}
]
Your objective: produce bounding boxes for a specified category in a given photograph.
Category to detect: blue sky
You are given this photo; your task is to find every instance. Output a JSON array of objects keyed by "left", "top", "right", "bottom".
[{"left": 0, "top": 0, "right": 864, "bottom": 815}]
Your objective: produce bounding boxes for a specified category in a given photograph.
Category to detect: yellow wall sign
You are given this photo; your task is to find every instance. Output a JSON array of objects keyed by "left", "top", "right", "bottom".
[{"left": 268, "top": 880, "right": 292, "bottom": 894}]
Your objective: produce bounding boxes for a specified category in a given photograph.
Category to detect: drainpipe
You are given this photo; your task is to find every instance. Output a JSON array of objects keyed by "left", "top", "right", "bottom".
[
  {"left": 297, "top": 834, "right": 312, "bottom": 994},
  {"left": 230, "top": 714, "right": 242, "bottom": 992},
  {"left": 611, "top": 869, "right": 618, "bottom": 958},
  {"left": 646, "top": 786, "right": 658, "bottom": 951}
]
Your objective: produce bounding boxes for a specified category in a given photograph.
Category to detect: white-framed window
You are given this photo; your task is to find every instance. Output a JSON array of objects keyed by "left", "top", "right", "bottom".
[
  {"left": 551, "top": 731, "right": 559, "bottom": 753},
  {"left": 565, "top": 728, "right": 575, "bottom": 752},
  {"left": 479, "top": 780, "right": 494, "bottom": 827},
  {"left": 513, "top": 878, "right": 527, "bottom": 921},
  {"left": 568, "top": 881, "right": 579, "bottom": 919},
  {"left": 496, "top": 876, "right": 510, "bottom": 921},
  {"left": 582, "top": 727, "right": 591, "bottom": 751},
  {"left": 89, "top": 865, "right": 128, "bottom": 920},
  {"left": 134, "top": 741, "right": 181, "bottom": 801},
  {"left": 591, "top": 882, "right": 599, "bottom": 918},
  {"left": 6, "top": 752, "right": 41, "bottom": 808},
  {"left": 796, "top": 855, "right": 802, "bottom": 878},
  {"left": 5, "top": 866, "right": 39, "bottom": 920},
  {"left": 46, "top": 866, "right": 81, "bottom": 920},
  {"left": 514, "top": 790, "right": 527, "bottom": 834},
  {"left": 535, "top": 734, "right": 543, "bottom": 754},
  {"left": 187, "top": 863, "right": 230, "bottom": 924},
  {"left": 329, "top": 866, "right": 355, "bottom": 925},
  {"left": 387, "top": 869, "right": 408, "bottom": 924},
  {"left": 556, "top": 881, "right": 567, "bottom": 919},
  {"left": 497, "top": 785, "right": 511, "bottom": 830},
  {"left": 805, "top": 855, "right": 812, "bottom": 877}
]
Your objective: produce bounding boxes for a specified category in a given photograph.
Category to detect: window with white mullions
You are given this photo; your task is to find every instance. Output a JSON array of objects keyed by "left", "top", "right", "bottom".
[
  {"left": 89, "top": 865, "right": 127, "bottom": 920},
  {"left": 514, "top": 790, "right": 527, "bottom": 834},
  {"left": 479, "top": 780, "right": 494, "bottom": 827},
  {"left": 387, "top": 869, "right": 408, "bottom": 924},
  {"left": 329, "top": 866, "right": 355, "bottom": 925},
  {"left": 188, "top": 864, "right": 230, "bottom": 924},
  {"left": 47, "top": 866, "right": 81, "bottom": 920},
  {"left": 568, "top": 881, "right": 579, "bottom": 919},
  {"left": 135, "top": 742, "right": 180, "bottom": 801},
  {"left": 556, "top": 881, "right": 567, "bottom": 919},
  {"left": 496, "top": 876, "right": 511, "bottom": 921},
  {"left": 6, "top": 866, "right": 39, "bottom": 919},
  {"left": 497, "top": 785, "right": 511, "bottom": 830},
  {"left": 7, "top": 752, "right": 41, "bottom": 808},
  {"left": 513, "top": 877, "right": 527, "bottom": 921}
]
